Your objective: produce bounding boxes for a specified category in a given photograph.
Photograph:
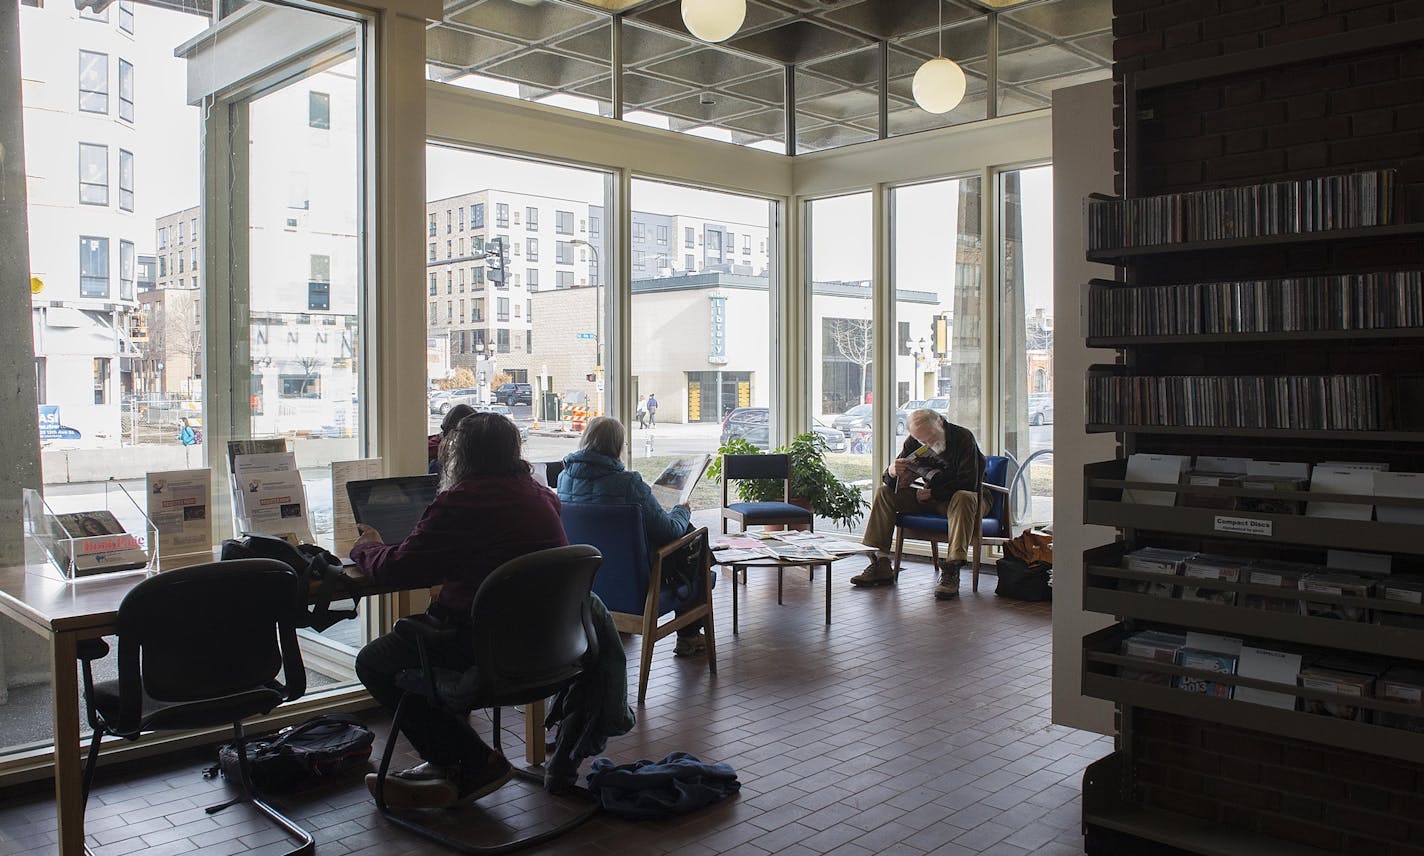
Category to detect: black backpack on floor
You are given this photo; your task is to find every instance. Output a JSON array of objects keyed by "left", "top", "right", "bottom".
[
  {"left": 995, "top": 556, "right": 1052, "bottom": 602},
  {"left": 204, "top": 714, "right": 374, "bottom": 793}
]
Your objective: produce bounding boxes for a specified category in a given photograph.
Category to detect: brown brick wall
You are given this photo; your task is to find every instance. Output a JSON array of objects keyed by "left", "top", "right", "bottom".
[
  {"left": 1134, "top": 711, "right": 1424, "bottom": 854},
  {"left": 1108, "top": 1, "right": 1424, "bottom": 851}
]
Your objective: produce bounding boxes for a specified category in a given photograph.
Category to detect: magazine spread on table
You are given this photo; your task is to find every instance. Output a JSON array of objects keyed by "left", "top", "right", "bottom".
[
  {"left": 650, "top": 454, "right": 710, "bottom": 511},
  {"left": 711, "top": 530, "right": 870, "bottom": 563}
]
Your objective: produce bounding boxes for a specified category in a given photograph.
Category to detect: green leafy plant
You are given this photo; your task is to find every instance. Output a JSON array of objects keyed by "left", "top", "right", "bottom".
[{"left": 707, "top": 431, "right": 867, "bottom": 530}]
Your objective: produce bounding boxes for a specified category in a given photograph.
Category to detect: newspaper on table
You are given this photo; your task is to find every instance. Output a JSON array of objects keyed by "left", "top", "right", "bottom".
[
  {"left": 232, "top": 451, "right": 315, "bottom": 545},
  {"left": 331, "top": 458, "right": 383, "bottom": 556},
  {"left": 650, "top": 454, "right": 710, "bottom": 511},
  {"left": 146, "top": 468, "right": 212, "bottom": 566}
]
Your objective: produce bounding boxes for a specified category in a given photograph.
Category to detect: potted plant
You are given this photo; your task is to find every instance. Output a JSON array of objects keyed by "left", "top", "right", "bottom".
[{"left": 707, "top": 431, "right": 867, "bottom": 530}]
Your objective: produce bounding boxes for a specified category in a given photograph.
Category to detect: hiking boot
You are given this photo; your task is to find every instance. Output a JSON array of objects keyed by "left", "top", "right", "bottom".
[
  {"left": 850, "top": 556, "right": 896, "bottom": 587},
  {"left": 674, "top": 632, "right": 707, "bottom": 658},
  {"left": 935, "top": 561, "right": 963, "bottom": 600},
  {"left": 366, "top": 762, "right": 459, "bottom": 809},
  {"left": 454, "top": 753, "right": 513, "bottom": 805}
]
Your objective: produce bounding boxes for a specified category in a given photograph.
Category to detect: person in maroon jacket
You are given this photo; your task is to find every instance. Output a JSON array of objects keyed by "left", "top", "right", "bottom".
[{"left": 350, "top": 411, "right": 566, "bottom": 809}]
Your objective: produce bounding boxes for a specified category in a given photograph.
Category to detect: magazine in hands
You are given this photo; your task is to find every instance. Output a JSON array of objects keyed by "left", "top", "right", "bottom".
[
  {"left": 650, "top": 454, "right": 710, "bottom": 511},
  {"left": 897, "top": 444, "right": 942, "bottom": 489}
]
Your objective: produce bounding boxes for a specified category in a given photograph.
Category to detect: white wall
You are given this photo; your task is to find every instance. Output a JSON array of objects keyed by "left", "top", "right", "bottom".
[{"left": 1050, "top": 80, "right": 1118, "bottom": 735}]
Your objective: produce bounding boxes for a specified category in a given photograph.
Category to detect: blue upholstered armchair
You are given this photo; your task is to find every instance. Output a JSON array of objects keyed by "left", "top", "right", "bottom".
[{"left": 891, "top": 455, "right": 1013, "bottom": 592}]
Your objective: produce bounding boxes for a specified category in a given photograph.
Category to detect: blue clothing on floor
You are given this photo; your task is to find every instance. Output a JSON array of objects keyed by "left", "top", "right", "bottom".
[{"left": 586, "top": 752, "right": 740, "bottom": 820}]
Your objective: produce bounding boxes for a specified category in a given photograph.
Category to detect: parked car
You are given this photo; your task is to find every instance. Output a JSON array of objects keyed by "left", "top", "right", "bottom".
[
  {"left": 431, "top": 387, "right": 478, "bottom": 414},
  {"left": 720, "top": 407, "right": 847, "bottom": 453},
  {"left": 1028, "top": 393, "right": 1053, "bottom": 426},
  {"left": 831, "top": 403, "right": 872, "bottom": 434},
  {"left": 493, "top": 382, "right": 533, "bottom": 406}
]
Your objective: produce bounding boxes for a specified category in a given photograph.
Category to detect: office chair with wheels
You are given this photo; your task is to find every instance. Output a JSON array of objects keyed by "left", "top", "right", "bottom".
[
  {"left": 77, "top": 559, "right": 311, "bottom": 856},
  {"left": 560, "top": 502, "right": 717, "bottom": 704},
  {"left": 372, "top": 544, "right": 603, "bottom": 854},
  {"left": 892, "top": 455, "right": 1012, "bottom": 592}
]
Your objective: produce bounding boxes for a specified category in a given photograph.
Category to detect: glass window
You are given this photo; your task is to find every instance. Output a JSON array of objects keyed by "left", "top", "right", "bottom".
[
  {"left": 590, "top": 216, "right": 600, "bottom": 240},
  {"left": 632, "top": 178, "right": 777, "bottom": 516},
  {"left": 429, "top": 214, "right": 437, "bottom": 236},
  {"left": 458, "top": 207, "right": 465, "bottom": 231},
  {"left": 119, "top": 240, "right": 135, "bottom": 301},
  {"left": 118, "top": 149, "right": 134, "bottom": 212},
  {"left": 809, "top": 193, "right": 873, "bottom": 532},
  {"left": 497, "top": 296, "right": 509, "bottom": 321},
  {"left": 556, "top": 210, "right": 573, "bottom": 234},
  {"left": 118, "top": 1, "right": 135, "bottom": 33},
  {"left": 684, "top": 226, "right": 694, "bottom": 248},
  {"left": 657, "top": 224, "right": 668, "bottom": 245},
  {"left": 496, "top": 328, "right": 510, "bottom": 353},
  {"left": 999, "top": 165, "right": 1054, "bottom": 525},
  {"left": 428, "top": 273, "right": 437, "bottom": 295},
  {"left": 556, "top": 241, "right": 574, "bottom": 265},
  {"left": 308, "top": 91, "right": 330, "bottom": 129},
  {"left": 527, "top": 268, "right": 539, "bottom": 290},
  {"left": 496, "top": 203, "right": 508, "bottom": 227},
  {"left": 78, "top": 51, "right": 107, "bottom": 113},
  {"left": 79, "top": 236, "right": 108, "bottom": 297},
  {"left": 526, "top": 207, "right": 538, "bottom": 230},
  {"left": 118, "top": 59, "right": 134, "bottom": 123},
  {"left": 78, "top": 143, "right": 108, "bottom": 205},
  {"left": 556, "top": 270, "right": 573, "bottom": 289},
  {"left": 526, "top": 237, "right": 538, "bottom": 261},
  {"left": 93, "top": 358, "right": 111, "bottom": 404},
  {"left": 472, "top": 203, "right": 484, "bottom": 228},
  {"left": 892, "top": 176, "right": 986, "bottom": 446},
  {"left": 633, "top": 222, "right": 645, "bottom": 242}
]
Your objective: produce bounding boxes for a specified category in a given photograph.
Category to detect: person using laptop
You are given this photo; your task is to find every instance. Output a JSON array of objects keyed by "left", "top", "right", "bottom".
[
  {"left": 350, "top": 411, "right": 566, "bottom": 810},
  {"left": 557, "top": 416, "right": 708, "bottom": 657}
]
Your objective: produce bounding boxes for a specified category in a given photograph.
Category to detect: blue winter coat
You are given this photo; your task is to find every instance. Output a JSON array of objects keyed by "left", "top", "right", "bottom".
[{"left": 557, "top": 449, "right": 691, "bottom": 554}]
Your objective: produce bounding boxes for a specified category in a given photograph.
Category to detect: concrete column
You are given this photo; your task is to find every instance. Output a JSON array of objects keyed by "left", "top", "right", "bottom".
[{"left": 0, "top": 1, "right": 48, "bottom": 701}]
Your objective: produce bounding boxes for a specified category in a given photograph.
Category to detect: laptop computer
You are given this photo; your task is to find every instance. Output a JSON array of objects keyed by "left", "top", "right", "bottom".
[{"left": 345, "top": 475, "right": 440, "bottom": 546}]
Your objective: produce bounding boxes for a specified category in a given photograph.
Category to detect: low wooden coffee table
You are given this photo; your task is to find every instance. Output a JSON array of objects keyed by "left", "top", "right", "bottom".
[{"left": 714, "top": 545, "right": 874, "bottom": 634}]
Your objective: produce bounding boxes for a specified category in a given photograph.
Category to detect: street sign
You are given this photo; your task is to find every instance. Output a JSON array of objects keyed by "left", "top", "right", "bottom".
[{"left": 574, "top": 332, "right": 596, "bottom": 340}]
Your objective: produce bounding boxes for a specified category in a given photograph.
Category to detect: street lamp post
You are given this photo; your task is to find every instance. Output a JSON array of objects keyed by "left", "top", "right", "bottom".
[
  {"left": 569, "top": 238, "right": 602, "bottom": 416},
  {"left": 907, "top": 337, "right": 930, "bottom": 398}
]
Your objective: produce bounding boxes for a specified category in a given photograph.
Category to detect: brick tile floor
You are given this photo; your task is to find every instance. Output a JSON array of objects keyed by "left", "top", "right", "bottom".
[{"left": 0, "top": 557, "right": 1111, "bottom": 855}]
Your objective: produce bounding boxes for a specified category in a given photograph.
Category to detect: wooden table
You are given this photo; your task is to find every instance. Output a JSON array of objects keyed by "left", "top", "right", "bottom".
[
  {"left": 715, "top": 549, "right": 871, "bottom": 634},
  {"left": 0, "top": 561, "right": 545, "bottom": 856}
]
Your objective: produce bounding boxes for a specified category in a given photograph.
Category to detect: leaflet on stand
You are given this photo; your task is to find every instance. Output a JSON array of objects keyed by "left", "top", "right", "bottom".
[
  {"left": 146, "top": 469, "right": 212, "bottom": 566},
  {"left": 232, "top": 452, "right": 314, "bottom": 545}
]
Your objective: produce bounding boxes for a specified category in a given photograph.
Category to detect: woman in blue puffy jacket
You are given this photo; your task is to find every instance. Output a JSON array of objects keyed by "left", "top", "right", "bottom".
[{"left": 557, "top": 416, "right": 707, "bottom": 657}]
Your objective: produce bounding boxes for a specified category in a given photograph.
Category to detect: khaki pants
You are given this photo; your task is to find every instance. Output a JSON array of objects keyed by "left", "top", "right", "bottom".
[{"left": 861, "top": 484, "right": 987, "bottom": 562}]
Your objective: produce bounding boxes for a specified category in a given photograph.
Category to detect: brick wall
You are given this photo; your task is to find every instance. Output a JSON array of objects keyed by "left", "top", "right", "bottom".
[
  {"left": 1108, "top": 1, "right": 1424, "bottom": 851},
  {"left": 1134, "top": 711, "right": 1424, "bottom": 854}
]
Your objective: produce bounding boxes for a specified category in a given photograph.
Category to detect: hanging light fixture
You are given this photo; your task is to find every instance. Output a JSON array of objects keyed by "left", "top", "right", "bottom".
[
  {"left": 681, "top": 0, "right": 746, "bottom": 43},
  {"left": 913, "top": 0, "right": 967, "bottom": 114}
]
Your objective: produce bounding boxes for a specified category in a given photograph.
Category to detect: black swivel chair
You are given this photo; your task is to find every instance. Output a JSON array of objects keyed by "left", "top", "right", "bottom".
[
  {"left": 77, "top": 559, "right": 312, "bottom": 856},
  {"left": 372, "top": 544, "right": 602, "bottom": 854}
]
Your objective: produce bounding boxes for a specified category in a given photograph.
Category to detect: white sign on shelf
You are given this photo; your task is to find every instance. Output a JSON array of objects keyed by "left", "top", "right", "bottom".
[{"left": 1213, "top": 515, "right": 1272, "bottom": 537}]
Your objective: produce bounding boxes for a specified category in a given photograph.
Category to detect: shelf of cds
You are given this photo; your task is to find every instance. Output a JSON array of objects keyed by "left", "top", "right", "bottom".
[
  {"left": 22, "top": 485, "right": 157, "bottom": 580},
  {"left": 1082, "top": 543, "right": 1424, "bottom": 659},
  {"left": 1083, "top": 625, "right": 1424, "bottom": 763}
]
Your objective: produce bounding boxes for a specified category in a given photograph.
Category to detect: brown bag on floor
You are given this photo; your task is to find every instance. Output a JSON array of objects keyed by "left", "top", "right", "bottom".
[{"left": 1004, "top": 528, "right": 1052, "bottom": 566}]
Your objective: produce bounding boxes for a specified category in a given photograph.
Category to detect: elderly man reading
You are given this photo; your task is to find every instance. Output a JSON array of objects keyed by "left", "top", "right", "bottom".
[{"left": 851, "top": 408, "right": 987, "bottom": 600}]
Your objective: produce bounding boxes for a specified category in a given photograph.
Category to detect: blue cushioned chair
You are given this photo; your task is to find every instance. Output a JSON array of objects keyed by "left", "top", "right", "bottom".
[
  {"left": 892, "top": 455, "right": 1013, "bottom": 592},
  {"left": 719, "top": 453, "right": 814, "bottom": 534},
  {"left": 560, "top": 502, "right": 717, "bottom": 704}
]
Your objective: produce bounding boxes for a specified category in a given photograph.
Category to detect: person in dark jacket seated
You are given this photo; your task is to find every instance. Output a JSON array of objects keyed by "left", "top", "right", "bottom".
[
  {"left": 426, "top": 403, "right": 475, "bottom": 474},
  {"left": 557, "top": 416, "right": 707, "bottom": 658},
  {"left": 350, "top": 411, "right": 567, "bottom": 809},
  {"left": 850, "top": 408, "right": 987, "bottom": 600}
]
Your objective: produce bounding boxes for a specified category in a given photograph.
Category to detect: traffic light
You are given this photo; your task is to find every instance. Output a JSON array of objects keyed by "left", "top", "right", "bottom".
[{"left": 484, "top": 237, "right": 507, "bottom": 284}]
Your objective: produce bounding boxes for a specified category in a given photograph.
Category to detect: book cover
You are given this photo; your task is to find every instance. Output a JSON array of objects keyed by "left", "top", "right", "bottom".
[
  {"left": 1121, "top": 547, "right": 1192, "bottom": 598},
  {"left": 1181, "top": 554, "right": 1246, "bottom": 606},
  {"left": 1176, "top": 649, "right": 1238, "bottom": 698},
  {"left": 1300, "top": 667, "right": 1374, "bottom": 722},
  {"left": 1244, "top": 560, "right": 1317, "bottom": 612},
  {"left": 1299, "top": 572, "right": 1373, "bottom": 621},
  {"left": 1120, "top": 630, "right": 1185, "bottom": 685},
  {"left": 49, "top": 510, "right": 149, "bottom": 575}
]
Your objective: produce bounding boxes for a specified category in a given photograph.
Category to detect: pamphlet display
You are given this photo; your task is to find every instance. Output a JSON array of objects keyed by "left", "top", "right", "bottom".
[
  {"left": 23, "top": 485, "right": 157, "bottom": 580},
  {"left": 227, "top": 439, "right": 315, "bottom": 545},
  {"left": 650, "top": 454, "right": 710, "bottom": 511},
  {"left": 145, "top": 468, "right": 212, "bottom": 567}
]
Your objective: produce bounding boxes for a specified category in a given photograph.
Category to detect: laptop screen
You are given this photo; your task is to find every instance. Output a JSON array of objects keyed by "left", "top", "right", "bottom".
[{"left": 345, "top": 475, "right": 439, "bottom": 546}]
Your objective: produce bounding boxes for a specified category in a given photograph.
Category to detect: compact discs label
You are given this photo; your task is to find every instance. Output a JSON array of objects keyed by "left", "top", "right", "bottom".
[{"left": 1214, "top": 516, "right": 1273, "bottom": 537}]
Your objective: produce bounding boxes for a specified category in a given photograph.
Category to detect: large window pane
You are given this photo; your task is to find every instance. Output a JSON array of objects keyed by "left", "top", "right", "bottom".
[
  {"left": 78, "top": 142, "right": 108, "bottom": 205},
  {"left": 631, "top": 179, "right": 777, "bottom": 522},
  {"left": 892, "top": 177, "right": 986, "bottom": 448},
  {"left": 795, "top": 46, "right": 879, "bottom": 154},
  {"left": 78, "top": 50, "right": 107, "bottom": 113},
  {"left": 1000, "top": 165, "right": 1054, "bottom": 526},
  {"left": 426, "top": 144, "right": 612, "bottom": 474},
  {"left": 808, "top": 192, "right": 873, "bottom": 533}
]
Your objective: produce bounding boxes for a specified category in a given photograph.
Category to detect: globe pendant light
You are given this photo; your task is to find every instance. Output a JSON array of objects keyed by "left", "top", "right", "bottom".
[
  {"left": 913, "top": 1, "right": 967, "bottom": 114},
  {"left": 681, "top": 0, "right": 746, "bottom": 43}
]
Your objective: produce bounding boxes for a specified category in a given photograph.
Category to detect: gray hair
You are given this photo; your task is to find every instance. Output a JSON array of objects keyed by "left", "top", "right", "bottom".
[
  {"left": 908, "top": 408, "right": 945, "bottom": 436},
  {"left": 440, "top": 403, "right": 476, "bottom": 435},
  {"left": 580, "top": 416, "right": 625, "bottom": 458}
]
